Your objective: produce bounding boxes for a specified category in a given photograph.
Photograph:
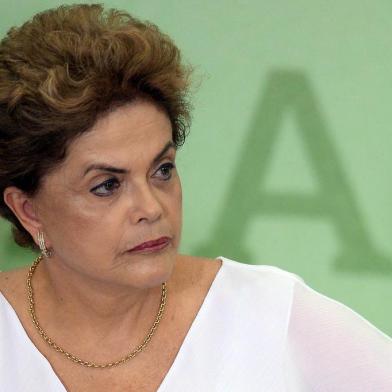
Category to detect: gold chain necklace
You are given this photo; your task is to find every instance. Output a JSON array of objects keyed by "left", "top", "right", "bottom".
[{"left": 27, "top": 254, "right": 167, "bottom": 369}]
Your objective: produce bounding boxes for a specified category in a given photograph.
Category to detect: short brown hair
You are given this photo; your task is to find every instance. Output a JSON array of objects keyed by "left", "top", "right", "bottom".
[{"left": 0, "top": 3, "right": 192, "bottom": 252}]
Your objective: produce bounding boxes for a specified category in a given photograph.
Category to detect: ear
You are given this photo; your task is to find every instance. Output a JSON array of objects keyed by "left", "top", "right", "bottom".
[{"left": 3, "top": 186, "right": 43, "bottom": 245}]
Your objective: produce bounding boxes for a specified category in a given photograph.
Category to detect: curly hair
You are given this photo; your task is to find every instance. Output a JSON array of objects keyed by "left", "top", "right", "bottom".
[{"left": 0, "top": 3, "right": 192, "bottom": 252}]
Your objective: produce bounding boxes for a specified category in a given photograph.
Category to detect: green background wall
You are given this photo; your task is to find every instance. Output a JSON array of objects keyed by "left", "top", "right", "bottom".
[{"left": 1, "top": 1, "right": 391, "bottom": 336}]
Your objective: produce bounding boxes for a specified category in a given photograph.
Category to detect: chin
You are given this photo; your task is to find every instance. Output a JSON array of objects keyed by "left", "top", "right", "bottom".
[{"left": 121, "top": 250, "right": 177, "bottom": 289}]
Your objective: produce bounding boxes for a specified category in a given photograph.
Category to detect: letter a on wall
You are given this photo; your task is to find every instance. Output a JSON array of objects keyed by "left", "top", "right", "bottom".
[{"left": 195, "top": 70, "right": 391, "bottom": 274}]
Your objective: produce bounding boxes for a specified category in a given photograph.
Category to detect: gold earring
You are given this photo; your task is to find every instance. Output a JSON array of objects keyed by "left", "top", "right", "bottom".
[{"left": 37, "top": 231, "right": 52, "bottom": 258}]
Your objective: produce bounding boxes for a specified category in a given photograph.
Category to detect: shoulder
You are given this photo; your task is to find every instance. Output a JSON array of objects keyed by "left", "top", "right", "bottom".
[
  {"left": 173, "top": 254, "right": 222, "bottom": 293},
  {"left": 0, "top": 265, "right": 29, "bottom": 310},
  {"left": 181, "top": 255, "right": 307, "bottom": 320},
  {"left": 286, "top": 276, "right": 392, "bottom": 389},
  {"left": 177, "top": 254, "right": 307, "bottom": 297},
  {"left": 288, "top": 273, "right": 392, "bottom": 343},
  {"left": 215, "top": 255, "right": 306, "bottom": 290}
]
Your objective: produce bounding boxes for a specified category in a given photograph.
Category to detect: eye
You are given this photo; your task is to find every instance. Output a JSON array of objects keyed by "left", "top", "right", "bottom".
[
  {"left": 154, "top": 162, "right": 175, "bottom": 181},
  {"left": 90, "top": 177, "right": 120, "bottom": 197}
]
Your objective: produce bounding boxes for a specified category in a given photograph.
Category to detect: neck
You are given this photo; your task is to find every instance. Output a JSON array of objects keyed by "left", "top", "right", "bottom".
[{"left": 31, "top": 256, "right": 176, "bottom": 341}]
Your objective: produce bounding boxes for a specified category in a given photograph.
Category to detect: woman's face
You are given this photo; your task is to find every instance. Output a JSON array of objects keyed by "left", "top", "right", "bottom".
[{"left": 33, "top": 99, "right": 182, "bottom": 289}]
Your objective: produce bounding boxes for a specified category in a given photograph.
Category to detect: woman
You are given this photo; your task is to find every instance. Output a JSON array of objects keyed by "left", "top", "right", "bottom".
[{"left": 0, "top": 4, "right": 391, "bottom": 391}]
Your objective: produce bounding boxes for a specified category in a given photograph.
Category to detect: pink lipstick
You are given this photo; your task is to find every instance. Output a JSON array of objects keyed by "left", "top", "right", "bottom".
[{"left": 128, "top": 237, "right": 171, "bottom": 253}]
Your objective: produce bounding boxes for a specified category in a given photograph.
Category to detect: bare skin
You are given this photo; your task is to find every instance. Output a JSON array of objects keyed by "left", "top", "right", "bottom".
[{"left": 1, "top": 99, "right": 223, "bottom": 391}]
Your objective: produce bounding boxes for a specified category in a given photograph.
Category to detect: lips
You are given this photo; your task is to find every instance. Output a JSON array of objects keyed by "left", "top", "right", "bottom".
[{"left": 129, "top": 237, "right": 171, "bottom": 252}]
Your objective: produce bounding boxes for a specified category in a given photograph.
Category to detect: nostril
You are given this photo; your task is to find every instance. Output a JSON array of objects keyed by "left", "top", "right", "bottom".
[{"left": 138, "top": 196, "right": 163, "bottom": 223}]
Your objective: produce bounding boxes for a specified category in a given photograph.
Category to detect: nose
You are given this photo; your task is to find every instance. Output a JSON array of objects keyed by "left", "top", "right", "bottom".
[{"left": 129, "top": 182, "right": 163, "bottom": 224}]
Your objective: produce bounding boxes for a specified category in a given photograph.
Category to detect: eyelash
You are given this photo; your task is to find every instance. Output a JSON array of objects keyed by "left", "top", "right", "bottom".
[{"left": 90, "top": 162, "right": 176, "bottom": 197}]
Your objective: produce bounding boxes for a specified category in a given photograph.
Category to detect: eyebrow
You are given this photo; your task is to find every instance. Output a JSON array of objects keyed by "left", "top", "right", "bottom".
[{"left": 82, "top": 141, "right": 176, "bottom": 178}]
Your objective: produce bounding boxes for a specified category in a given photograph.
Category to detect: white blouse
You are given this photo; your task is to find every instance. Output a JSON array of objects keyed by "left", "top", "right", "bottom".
[{"left": 1, "top": 256, "right": 391, "bottom": 391}]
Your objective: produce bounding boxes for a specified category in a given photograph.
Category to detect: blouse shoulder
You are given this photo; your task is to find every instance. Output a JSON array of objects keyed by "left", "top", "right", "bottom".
[
  {"left": 284, "top": 269, "right": 392, "bottom": 391},
  {"left": 218, "top": 256, "right": 392, "bottom": 390},
  {"left": 217, "top": 255, "right": 305, "bottom": 294}
]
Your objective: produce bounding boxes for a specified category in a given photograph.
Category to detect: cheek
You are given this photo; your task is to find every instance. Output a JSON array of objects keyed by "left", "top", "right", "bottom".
[
  {"left": 169, "top": 180, "right": 183, "bottom": 236},
  {"left": 167, "top": 177, "right": 182, "bottom": 212},
  {"left": 39, "top": 189, "right": 111, "bottom": 249}
]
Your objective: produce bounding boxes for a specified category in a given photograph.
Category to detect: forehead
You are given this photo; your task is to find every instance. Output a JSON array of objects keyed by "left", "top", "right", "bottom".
[{"left": 65, "top": 100, "right": 173, "bottom": 165}]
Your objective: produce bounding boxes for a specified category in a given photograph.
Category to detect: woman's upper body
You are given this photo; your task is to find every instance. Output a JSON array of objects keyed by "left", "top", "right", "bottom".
[
  {"left": 1, "top": 255, "right": 392, "bottom": 392},
  {"left": 0, "top": 4, "right": 196, "bottom": 390}
]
